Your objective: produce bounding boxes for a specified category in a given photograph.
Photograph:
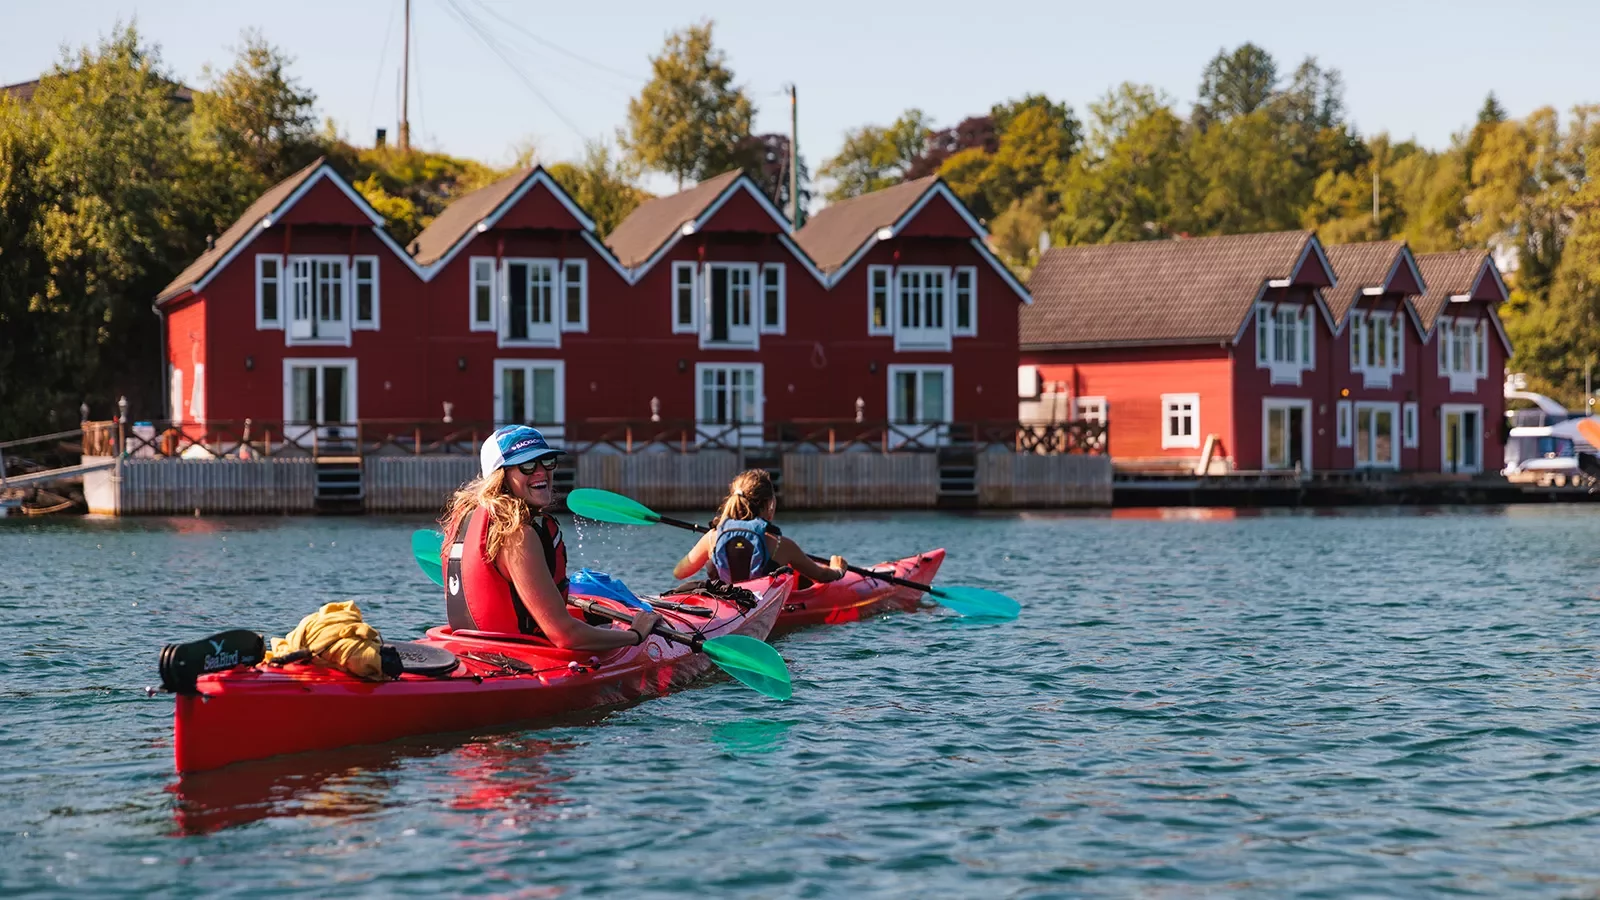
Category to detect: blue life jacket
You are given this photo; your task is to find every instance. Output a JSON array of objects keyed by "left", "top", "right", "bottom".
[{"left": 710, "top": 518, "right": 773, "bottom": 583}]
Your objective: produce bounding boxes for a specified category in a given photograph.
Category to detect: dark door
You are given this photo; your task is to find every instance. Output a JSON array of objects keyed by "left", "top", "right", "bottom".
[
  {"left": 1288, "top": 407, "right": 1306, "bottom": 469},
  {"left": 709, "top": 268, "right": 729, "bottom": 342}
]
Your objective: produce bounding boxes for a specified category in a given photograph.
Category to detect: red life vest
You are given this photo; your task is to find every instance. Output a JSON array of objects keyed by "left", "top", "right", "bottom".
[{"left": 446, "top": 508, "right": 568, "bottom": 635}]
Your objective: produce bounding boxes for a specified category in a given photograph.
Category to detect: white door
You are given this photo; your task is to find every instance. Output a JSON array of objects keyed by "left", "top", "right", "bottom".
[
  {"left": 501, "top": 260, "right": 560, "bottom": 346},
  {"left": 494, "top": 360, "right": 566, "bottom": 445},
  {"left": 695, "top": 364, "right": 762, "bottom": 447},
  {"left": 888, "top": 365, "right": 952, "bottom": 449},
  {"left": 1263, "top": 399, "right": 1311, "bottom": 472},
  {"left": 289, "top": 258, "right": 314, "bottom": 339},
  {"left": 702, "top": 264, "right": 758, "bottom": 348},
  {"left": 1442, "top": 405, "right": 1483, "bottom": 473},
  {"left": 284, "top": 360, "right": 356, "bottom": 445}
]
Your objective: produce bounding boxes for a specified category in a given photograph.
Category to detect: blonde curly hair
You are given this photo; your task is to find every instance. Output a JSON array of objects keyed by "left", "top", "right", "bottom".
[{"left": 440, "top": 468, "right": 530, "bottom": 563}]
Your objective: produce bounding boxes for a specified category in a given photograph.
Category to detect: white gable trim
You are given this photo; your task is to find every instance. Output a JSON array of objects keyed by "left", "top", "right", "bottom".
[
  {"left": 968, "top": 238, "right": 1031, "bottom": 304},
  {"left": 579, "top": 231, "right": 634, "bottom": 283},
  {"left": 1469, "top": 257, "right": 1510, "bottom": 303},
  {"left": 1288, "top": 236, "right": 1338, "bottom": 291},
  {"left": 1387, "top": 247, "right": 1427, "bottom": 298},
  {"left": 1228, "top": 281, "right": 1336, "bottom": 344},
  {"left": 420, "top": 169, "right": 600, "bottom": 278},
  {"left": 825, "top": 181, "right": 996, "bottom": 287},
  {"left": 626, "top": 175, "right": 826, "bottom": 286}
]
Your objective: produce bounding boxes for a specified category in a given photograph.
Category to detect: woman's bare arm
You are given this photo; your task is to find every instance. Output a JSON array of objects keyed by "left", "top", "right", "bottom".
[
  {"left": 671, "top": 530, "right": 716, "bottom": 581},
  {"left": 771, "top": 536, "right": 847, "bottom": 582},
  {"left": 501, "top": 526, "right": 657, "bottom": 650}
]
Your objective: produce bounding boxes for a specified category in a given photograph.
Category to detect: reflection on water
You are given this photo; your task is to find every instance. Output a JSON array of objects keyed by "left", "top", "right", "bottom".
[
  {"left": 709, "top": 719, "right": 795, "bottom": 756},
  {"left": 170, "top": 735, "right": 575, "bottom": 835}
]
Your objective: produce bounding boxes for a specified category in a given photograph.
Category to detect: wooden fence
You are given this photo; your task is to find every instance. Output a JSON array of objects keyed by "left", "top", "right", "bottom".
[{"left": 781, "top": 454, "right": 940, "bottom": 508}]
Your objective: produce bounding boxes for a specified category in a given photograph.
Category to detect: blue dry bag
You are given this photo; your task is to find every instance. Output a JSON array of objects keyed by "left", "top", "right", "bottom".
[{"left": 567, "top": 568, "right": 655, "bottom": 612}]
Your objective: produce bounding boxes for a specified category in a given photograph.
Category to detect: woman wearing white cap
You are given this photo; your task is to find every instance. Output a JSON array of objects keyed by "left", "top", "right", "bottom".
[{"left": 440, "top": 425, "right": 662, "bottom": 649}]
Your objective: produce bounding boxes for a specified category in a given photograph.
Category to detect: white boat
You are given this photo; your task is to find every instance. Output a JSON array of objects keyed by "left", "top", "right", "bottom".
[{"left": 1503, "top": 376, "right": 1599, "bottom": 485}]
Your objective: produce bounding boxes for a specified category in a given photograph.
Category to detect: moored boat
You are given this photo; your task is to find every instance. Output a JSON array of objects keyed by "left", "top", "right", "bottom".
[
  {"left": 771, "top": 549, "right": 944, "bottom": 631},
  {"left": 169, "top": 571, "right": 794, "bottom": 774}
]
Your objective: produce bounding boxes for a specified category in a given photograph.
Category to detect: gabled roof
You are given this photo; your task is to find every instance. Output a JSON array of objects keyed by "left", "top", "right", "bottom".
[
  {"left": 1412, "top": 250, "right": 1508, "bottom": 329},
  {"left": 157, "top": 158, "right": 329, "bottom": 303},
  {"left": 2, "top": 76, "right": 194, "bottom": 104},
  {"left": 410, "top": 166, "right": 600, "bottom": 269},
  {"left": 604, "top": 170, "right": 744, "bottom": 268},
  {"left": 795, "top": 176, "right": 939, "bottom": 274},
  {"left": 1324, "top": 241, "right": 1425, "bottom": 320},
  {"left": 1021, "top": 230, "right": 1334, "bottom": 350},
  {"left": 794, "top": 176, "right": 1029, "bottom": 302}
]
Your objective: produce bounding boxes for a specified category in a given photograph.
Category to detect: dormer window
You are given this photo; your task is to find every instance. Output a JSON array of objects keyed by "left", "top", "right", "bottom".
[
  {"left": 1254, "top": 303, "right": 1315, "bottom": 385},
  {"left": 1437, "top": 315, "right": 1489, "bottom": 392},
  {"left": 1349, "top": 310, "right": 1402, "bottom": 387}
]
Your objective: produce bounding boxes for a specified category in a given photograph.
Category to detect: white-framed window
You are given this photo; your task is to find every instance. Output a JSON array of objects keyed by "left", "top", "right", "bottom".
[
  {"left": 561, "top": 260, "right": 587, "bottom": 333},
  {"left": 500, "top": 258, "right": 560, "bottom": 348},
  {"left": 352, "top": 255, "right": 379, "bottom": 329},
  {"left": 759, "top": 263, "right": 784, "bottom": 334},
  {"left": 672, "top": 262, "right": 698, "bottom": 334},
  {"left": 702, "top": 262, "right": 759, "bottom": 349},
  {"left": 470, "top": 257, "right": 497, "bottom": 331},
  {"left": 867, "top": 265, "right": 893, "bottom": 336},
  {"left": 1160, "top": 393, "right": 1200, "bottom": 449},
  {"left": 169, "top": 367, "right": 184, "bottom": 423},
  {"left": 895, "top": 267, "right": 951, "bottom": 351},
  {"left": 256, "top": 254, "right": 283, "bottom": 329},
  {"left": 952, "top": 266, "right": 977, "bottom": 337},
  {"left": 1336, "top": 399, "right": 1352, "bottom": 447},
  {"left": 283, "top": 357, "right": 357, "bottom": 442},
  {"left": 1262, "top": 397, "right": 1312, "bottom": 471},
  {"left": 695, "top": 363, "right": 763, "bottom": 447},
  {"left": 287, "top": 255, "right": 350, "bottom": 345},
  {"left": 1349, "top": 310, "right": 1403, "bottom": 387},
  {"left": 1255, "top": 303, "right": 1315, "bottom": 385},
  {"left": 493, "top": 359, "right": 565, "bottom": 443},
  {"left": 1354, "top": 401, "right": 1400, "bottom": 469},
  {"left": 1437, "top": 316, "right": 1489, "bottom": 392},
  {"left": 1440, "top": 403, "right": 1484, "bottom": 474},
  {"left": 1403, "top": 402, "right": 1419, "bottom": 449},
  {"left": 1075, "top": 396, "right": 1107, "bottom": 425}
]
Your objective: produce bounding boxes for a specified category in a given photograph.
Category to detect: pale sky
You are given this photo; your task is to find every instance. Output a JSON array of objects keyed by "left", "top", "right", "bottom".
[{"left": 4, "top": 0, "right": 1596, "bottom": 199}]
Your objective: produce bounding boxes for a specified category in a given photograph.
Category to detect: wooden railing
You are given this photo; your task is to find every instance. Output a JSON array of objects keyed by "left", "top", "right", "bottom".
[{"left": 81, "top": 417, "right": 1110, "bottom": 458}]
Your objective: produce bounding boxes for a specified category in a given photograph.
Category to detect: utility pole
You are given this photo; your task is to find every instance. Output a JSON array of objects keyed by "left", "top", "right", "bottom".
[
  {"left": 788, "top": 84, "right": 800, "bottom": 230},
  {"left": 399, "top": 0, "right": 411, "bottom": 152},
  {"left": 1372, "top": 163, "right": 1379, "bottom": 227}
]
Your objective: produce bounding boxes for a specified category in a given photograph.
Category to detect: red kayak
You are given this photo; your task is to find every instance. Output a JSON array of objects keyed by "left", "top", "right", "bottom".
[
  {"left": 169, "top": 572, "right": 793, "bottom": 774},
  {"left": 772, "top": 549, "right": 944, "bottom": 631}
]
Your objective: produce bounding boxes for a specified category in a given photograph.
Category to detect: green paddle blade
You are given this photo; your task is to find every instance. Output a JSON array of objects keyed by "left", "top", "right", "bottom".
[
  {"left": 700, "top": 634, "right": 793, "bottom": 701},
  {"left": 929, "top": 585, "right": 1021, "bottom": 620},
  {"left": 565, "top": 488, "right": 663, "bottom": 527},
  {"left": 412, "top": 529, "right": 445, "bottom": 586}
]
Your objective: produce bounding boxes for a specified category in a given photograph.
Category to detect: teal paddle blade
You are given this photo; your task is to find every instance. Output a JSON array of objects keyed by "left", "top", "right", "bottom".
[
  {"left": 929, "top": 585, "right": 1020, "bottom": 620},
  {"left": 411, "top": 529, "right": 445, "bottom": 586},
  {"left": 565, "top": 488, "right": 662, "bottom": 527},
  {"left": 700, "top": 634, "right": 793, "bottom": 701}
]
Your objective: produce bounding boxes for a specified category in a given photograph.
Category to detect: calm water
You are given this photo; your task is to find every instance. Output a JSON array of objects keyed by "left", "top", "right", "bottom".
[{"left": 4, "top": 506, "right": 1600, "bottom": 897}]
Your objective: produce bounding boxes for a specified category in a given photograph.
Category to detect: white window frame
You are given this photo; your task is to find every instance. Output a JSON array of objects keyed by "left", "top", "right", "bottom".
[
  {"left": 255, "top": 254, "right": 283, "bottom": 329},
  {"left": 759, "top": 263, "right": 785, "bottom": 335},
  {"left": 1403, "top": 401, "right": 1419, "bottom": 449},
  {"left": 1353, "top": 401, "right": 1401, "bottom": 470},
  {"left": 1440, "top": 402, "right": 1485, "bottom": 474},
  {"left": 492, "top": 358, "right": 566, "bottom": 444},
  {"left": 1075, "top": 395, "right": 1107, "bottom": 425},
  {"left": 1438, "top": 315, "right": 1488, "bottom": 393},
  {"left": 894, "top": 266, "right": 953, "bottom": 352},
  {"left": 1160, "top": 392, "right": 1200, "bottom": 450},
  {"left": 887, "top": 363, "right": 954, "bottom": 449},
  {"left": 867, "top": 265, "right": 893, "bottom": 336},
  {"left": 1254, "top": 303, "right": 1314, "bottom": 386},
  {"left": 1336, "top": 399, "right": 1352, "bottom": 447},
  {"left": 560, "top": 259, "right": 588, "bottom": 333},
  {"left": 351, "top": 255, "right": 380, "bottom": 330},
  {"left": 498, "top": 257, "right": 561, "bottom": 349},
  {"left": 1349, "top": 310, "right": 1404, "bottom": 388},
  {"left": 469, "top": 257, "right": 498, "bottom": 332},
  {"left": 1262, "top": 397, "right": 1313, "bottom": 472},
  {"left": 700, "top": 262, "right": 760, "bottom": 350},
  {"left": 281, "top": 357, "right": 358, "bottom": 442},
  {"left": 952, "top": 265, "right": 978, "bottom": 337},
  {"left": 285, "top": 254, "right": 351, "bottom": 347},
  {"left": 671, "top": 261, "right": 698, "bottom": 334},
  {"left": 694, "top": 362, "right": 764, "bottom": 448}
]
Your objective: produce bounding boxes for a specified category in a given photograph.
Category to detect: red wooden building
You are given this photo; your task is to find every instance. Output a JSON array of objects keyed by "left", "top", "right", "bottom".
[
  {"left": 1018, "top": 232, "right": 1510, "bottom": 474},
  {"left": 154, "top": 162, "right": 1027, "bottom": 450},
  {"left": 1020, "top": 231, "right": 1336, "bottom": 472}
]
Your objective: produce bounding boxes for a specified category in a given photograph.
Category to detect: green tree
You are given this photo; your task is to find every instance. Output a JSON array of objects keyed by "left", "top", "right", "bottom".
[
  {"left": 192, "top": 29, "right": 318, "bottom": 186},
  {"left": 819, "top": 109, "right": 931, "bottom": 201},
  {"left": 547, "top": 140, "right": 651, "bottom": 238},
  {"left": 623, "top": 22, "right": 754, "bottom": 189},
  {"left": 1053, "top": 83, "right": 1187, "bottom": 244},
  {"left": 1194, "top": 43, "right": 1278, "bottom": 127},
  {"left": 937, "top": 146, "right": 1000, "bottom": 220}
]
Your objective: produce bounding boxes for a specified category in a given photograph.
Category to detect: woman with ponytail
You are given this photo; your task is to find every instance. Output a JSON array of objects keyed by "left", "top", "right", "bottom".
[{"left": 672, "top": 469, "right": 848, "bottom": 584}]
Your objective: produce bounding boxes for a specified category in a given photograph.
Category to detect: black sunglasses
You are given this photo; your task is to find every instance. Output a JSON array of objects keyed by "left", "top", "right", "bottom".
[{"left": 516, "top": 457, "right": 559, "bottom": 474}]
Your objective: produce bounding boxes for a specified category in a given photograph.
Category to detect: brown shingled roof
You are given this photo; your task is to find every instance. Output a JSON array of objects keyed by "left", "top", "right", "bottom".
[
  {"left": 156, "top": 157, "right": 326, "bottom": 303},
  {"left": 1413, "top": 250, "right": 1500, "bottom": 329},
  {"left": 793, "top": 176, "right": 939, "bottom": 273},
  {"left": 3, "top": 76, "right": 194, "bottom": 104},
  {"left": 604, "top": 170, "right": 744, "bottom": 267},
  {"left": 411, "top": 168, "right": 534, "bottom": 267},
  {"left": 1020, "top": 231, "right": 1321, "bottom": 349},
  {"left": 1324, "top": 241, "right": 1406, "bottom": 323}
]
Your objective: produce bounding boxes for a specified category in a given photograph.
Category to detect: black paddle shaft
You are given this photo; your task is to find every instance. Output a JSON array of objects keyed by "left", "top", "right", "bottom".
[
  {"left": 652, "top": 515, "right": 937, "bottom": 596},
  {"left": 569, "top": 598, "right": 701, "bottom": 648}
]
